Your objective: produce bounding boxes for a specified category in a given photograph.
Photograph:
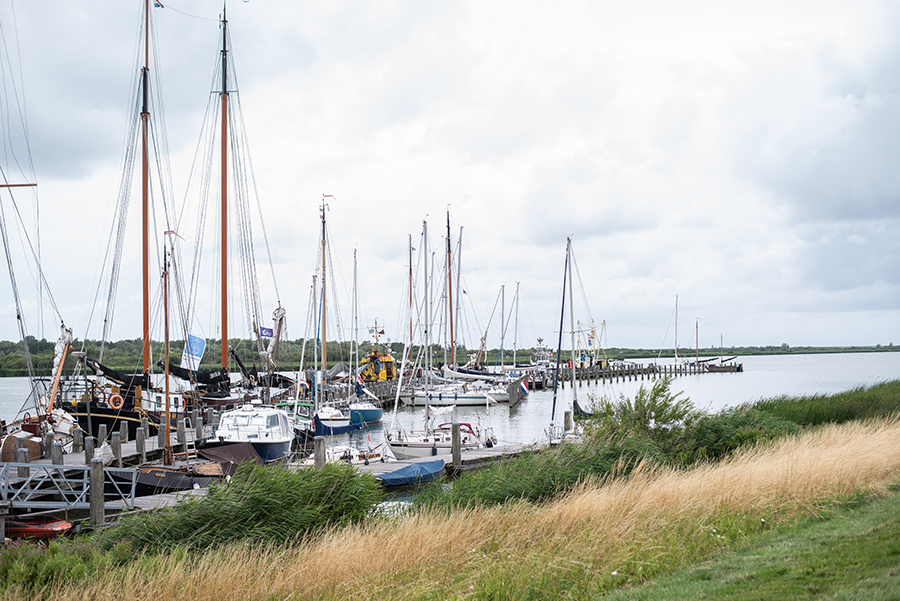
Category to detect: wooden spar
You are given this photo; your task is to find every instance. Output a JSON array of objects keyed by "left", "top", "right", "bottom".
[
  {"left": 446, "top": 212, "right": 454, "bottom": 365},
  {"left": 141, "top": 0, "right": 151, "bottom": 373},
  {"left": 163, "top": 243, "right": 173, "bottom": 465},
  {"left": 45, "top": 342, "right": 70, "bottom": 414},
  {"left": 220, "top": 8, "right": 229, "bottom": 369},
  {"left": 568, "top": 239, "right": 577, "bottom": 408},
  {"left": 0, "top": 183, "right": 36, "bottom": 188}
]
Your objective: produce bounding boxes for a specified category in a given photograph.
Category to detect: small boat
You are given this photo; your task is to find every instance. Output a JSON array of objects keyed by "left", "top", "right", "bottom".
[
  {"left": 376, "top": 459, "right": 445, "bottom": 488},
  {"left": 212, "top": 404, "right": 295, "bottom": 462},
  {"left": 348, "top": 400, "right": 383, "bottom": 424},
  {"left": 387, "top": 421, "right": 495, "bottom": 461},
  {"left": 5, "top": 515, "right": 73, "bottom": 540}
]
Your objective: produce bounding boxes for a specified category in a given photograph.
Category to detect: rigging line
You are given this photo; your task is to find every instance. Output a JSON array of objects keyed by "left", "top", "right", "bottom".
[
  {"left": 234, "top": 91, "right": 281, "bottom": 305},
  {"left": 569, "top": 243, "right": 595, "bottom": 327},
  {"left": 0, "top": 7, "right": 35, "bottom": 183},
  {"left": 0, "top": 187, "right": 37, "bottom": 387},
  {"left": 2, "top": 181, "right": 62, "bottom": 320}
]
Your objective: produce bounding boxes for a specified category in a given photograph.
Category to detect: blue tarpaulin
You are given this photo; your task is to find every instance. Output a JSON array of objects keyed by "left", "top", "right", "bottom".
[{"left": 376, "top": 459, "right": 445, "bottom": 487}]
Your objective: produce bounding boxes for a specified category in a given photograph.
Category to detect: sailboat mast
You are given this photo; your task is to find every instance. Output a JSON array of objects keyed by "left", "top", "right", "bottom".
[
  {"left": 550, "top": 238, "right": 570, "bottom": 424},
  {"left": 141, "top": 0, "right": 151, "bottom": 373},
  {"left": 219, "top": 7, "right": 230, "bottom": 370},
  {"left": 446, "top": 211, "right": 454, "bottom": 365},
  {"left": 320, "top": 197, "right": 328, "bottom": 372},
  {"left": 408, "top": 234, "right": 413, "bottom": 348},
  {"left": 163, "top": 241, "right": 172, "bottom": 465},
  {"left": 568, "top": 240, "right": 577, "bottom": 407},
  {"left": 423, "top": 220, "right": 430, "bottom": 392},
  {"left": 513, "top": 281, "right": 519, "bottom": 366},
  {"left": 674, "top": 294, "right": 679, "bottom": 362}
]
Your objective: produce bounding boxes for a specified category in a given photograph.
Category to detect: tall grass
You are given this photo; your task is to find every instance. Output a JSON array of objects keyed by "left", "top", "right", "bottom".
[
  {"left": 25, "top": 417, "right": 900, "bottom": 601},
  {"left": 91, "top": 461, "right": 382, "bottom": 552},
  {"left": 747, "top": 379, "right": 900, "bottom": 425}
]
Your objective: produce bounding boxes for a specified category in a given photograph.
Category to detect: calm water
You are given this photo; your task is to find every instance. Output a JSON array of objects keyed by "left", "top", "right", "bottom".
[{"left": 3, "top": 352, "right": 899, "bottom": 451}]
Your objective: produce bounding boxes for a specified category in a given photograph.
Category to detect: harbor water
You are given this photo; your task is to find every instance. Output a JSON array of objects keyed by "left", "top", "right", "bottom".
[{"left": 2, "top": 352, "right": 898, "bottom": 453}]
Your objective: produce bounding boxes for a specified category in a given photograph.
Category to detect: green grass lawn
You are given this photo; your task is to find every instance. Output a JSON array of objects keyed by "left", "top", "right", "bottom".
[{"left": 605, "top": 488, "right": 900, "bottom": 601}]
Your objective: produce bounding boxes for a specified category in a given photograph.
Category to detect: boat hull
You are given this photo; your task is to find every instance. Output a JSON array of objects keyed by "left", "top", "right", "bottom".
[
  {"left": 5, "top": 516, "right": 73, "bottom": 540},
  {"left": 349, "top": 406, "right": 383, "bottom": 424},
  {"left": 405, "top": 391, "right": 503, "bottom": 406},
  {"left": 388, "top": 440, "right": 482, "bottom": 460},
  {"left": 250, "top": 440, "right": 292, "bottom": 462}
]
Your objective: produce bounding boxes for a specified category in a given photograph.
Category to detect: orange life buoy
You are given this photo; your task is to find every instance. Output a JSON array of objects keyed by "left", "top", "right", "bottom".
[{"left": 109, "top": 394, "right": 124, "bottom": 410}]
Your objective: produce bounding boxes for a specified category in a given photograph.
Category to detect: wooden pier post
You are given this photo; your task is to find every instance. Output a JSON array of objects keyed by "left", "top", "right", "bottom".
[
  {"left": 16, "top": 448, "right": 29, "bottom": 479},
  {"left": 141, "top": 416, "right": 149, "bottom": 436},
  {"left": 314, "top": 436, "right": 326, "bottom": 469},
  {"left": 176, "top": 418, "right": 186, "bottom": 453},
  {"left": 111, "top": 431, "right": 122, "bottom": 468},
  {"left": 51, "top": 441, "right": 64, "bottom": 465},
  {"left": 192, "top": 409, "right": 202, "bottom": 440},
  {"left": 89, "top": 458, "right": 105, "bottom": 526},
  {"left": 136, "top": 427, "right": 146, "bottom": 464},
  {"left": 206, "top": 407, "right": 215, "bottom": 428},
  {"left": 119, "top": 420, "right": 129, "bottom": 443},
  {"left": 98, "top": 424, "right": 107, "bottom": 444},
  {"left": 84, "top": 436, "right": 95, "bottom": 464},
  {"left": 73, "top": 428, "right": 83, "bottom": 453},
  {"left": 564, "top": 410, "right": 573, "bottom": 433},
  {"left": 0, "top": 503, "right": 7, "bottom": 540},
  {"left": 451, "top": 422, "right": 461, "bottom": 467},
  {"left": 158, "top": 420, "right": 166, "bottom": 449},
  {"left": 42, "top": 432, "right": 54, "bottom": 459}
]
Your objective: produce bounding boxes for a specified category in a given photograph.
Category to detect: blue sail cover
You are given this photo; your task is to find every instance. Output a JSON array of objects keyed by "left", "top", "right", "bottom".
[
  {"left": 313, "top": 415, "right": 364, "bottom": 436},
  {"left": 376, "top": 459, "right": 445, "bottom": 487}
]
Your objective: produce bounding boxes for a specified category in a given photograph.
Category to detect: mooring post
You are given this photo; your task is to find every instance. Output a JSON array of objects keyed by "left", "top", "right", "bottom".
[
  {"left": 206, "top": 407, "right": 215, "bottom": 429},
  {"left": 73, "top": 428, "right": 83, "bottom": 453},
  {"left": 84, "top": 436, "right": 95, "bottom": 464},
  {"left": 451, "top": 422, "right": 461, "bottom": 467},
  {"left": 314, "top": 436, "right": 326, "bottom": 469},
  {"left": 141, "top": 416, "right": 149, "bottom": 436},
  {"left": 16, "top": 447, "right": 29, "bottom": 479},
  {"left": 176, "top": 418, "right": 186, "bottom": 453},
  {"left": 111, "top": 431, "right": 122, "bottom": 468},
  {"left": 158, "top": 420, "right": 167, "bottom": 450},
  {"left": 51, "top": 441, "right": 64, "bottom": 465},
  {"left": 192, "top": 409, "right": 202, "bottom": 440},
  {"left": 42, "top": 432, "right": 54, "bottom": 459},
  {"left": 119, "top": 420, "right": 129, "bottom": 443},
  {"left": 0, "top": 503, "right": 7, "bottom": 540},
  {"left": 564, "top": 410, "right": 573, "bottom": 433},
  {"left": 136, "top": 427, "right": 146, "bottom": 464},
  {"left": 89, "top": 458, "right": 105, "bottom": 526},
  {"left": 97, "top": 424, "right": 108, "bottom": 444}
]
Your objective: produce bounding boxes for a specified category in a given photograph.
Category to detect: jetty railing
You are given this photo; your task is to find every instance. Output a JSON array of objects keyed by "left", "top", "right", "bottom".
[{"left": 0, "top": 462, "right": 137, "bottom": 511}]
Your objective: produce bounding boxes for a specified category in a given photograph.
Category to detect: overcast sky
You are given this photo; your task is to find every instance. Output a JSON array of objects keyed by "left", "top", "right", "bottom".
[{"left": 1, "top": 0, "right": 898, "bottom": 355}]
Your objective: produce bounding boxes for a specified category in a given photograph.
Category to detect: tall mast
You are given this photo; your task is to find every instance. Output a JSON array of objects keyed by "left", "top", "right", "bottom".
[
  {"left": 423, "top": 220, "right": 430, "bottom": 392},
  {"left": 550, "top": 238, "right": 570, "bottom": 424},
  {"left": 568, "top": 239, "right": 577, "bottom": 407},
  {"left": 320, "top": 196, "right": 330, "bottom": 372},
  {"left": 219, "top": 6, "right": 230, "bottom": 369},
  {"left": 163, "top": 239, "right": 172, "bottom": 465},
  {"left": 446, "top": 211, "right": 454, "bottom": 365},
  {"left": 513, "top": 281, "right": 519, "bottom": 365},
  {"left": 674, "top": 294, "right": 679, "bottom": 362},
  {"left": 408, "top": 234, "right": 413, "bottom": 348},
  {"left": 141, "top": 0, "right": 151, "bottom": 373}
]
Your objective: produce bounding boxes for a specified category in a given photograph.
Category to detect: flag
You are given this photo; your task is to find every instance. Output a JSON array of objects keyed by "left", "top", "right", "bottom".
[
  {"left": 154, "top": 1, "right": 164, "bottom": 7},
  {"left": 520, "top": 379, "right": 529, "bottom": 395},
  {"left": 260, "top": 326, "right": 274, "bottom": 338},
  {"left": 378, "top": 329, "right": 385, "bottom": 335},
  {"left": 355, "top": 374, "right": 365, "bottom": 397},
  {"left": 298, "top": 378, "right": 309, "bottom": 390},
  {"left": 180, "top": 334, "right": 206, "bottom": 370}
]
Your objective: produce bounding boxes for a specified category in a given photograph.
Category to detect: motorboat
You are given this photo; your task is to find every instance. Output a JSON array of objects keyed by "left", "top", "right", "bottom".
[{"left": 212, "top": 404, "right": 294, "bottom": 462}]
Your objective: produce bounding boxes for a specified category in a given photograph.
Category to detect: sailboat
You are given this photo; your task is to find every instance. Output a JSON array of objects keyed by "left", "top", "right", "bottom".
[
  {"left": 346, "top": 253, "right": 384, "bottom": 425},
  {"left": 386, "top": 219, "right": 497, "bottom": 459}
]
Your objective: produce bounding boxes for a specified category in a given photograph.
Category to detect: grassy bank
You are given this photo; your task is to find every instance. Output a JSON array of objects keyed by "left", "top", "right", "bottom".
[{"left": 3, "top": 417, "right": 899, "bottom": 600}]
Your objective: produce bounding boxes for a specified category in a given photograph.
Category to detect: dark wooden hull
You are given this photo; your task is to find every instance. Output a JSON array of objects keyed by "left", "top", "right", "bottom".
[{"left": 65, "top": 405, "right": 161, "bottom": 440}]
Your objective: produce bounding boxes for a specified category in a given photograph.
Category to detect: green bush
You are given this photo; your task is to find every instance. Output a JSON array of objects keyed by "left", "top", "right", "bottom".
[
  {"left": 0, "top": 538, "right": 131, "bottom": 593},
  {"left": 92, "top": 462, "right": 383, "bottom": 553},
  {"left": 675, "top": 407, "right": 800, "bottom": 464}
]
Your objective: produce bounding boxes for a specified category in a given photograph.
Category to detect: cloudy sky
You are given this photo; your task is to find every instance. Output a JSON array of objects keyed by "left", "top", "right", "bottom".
[{"left": 1, "top": 0, "right": 898, "bottom": 355}]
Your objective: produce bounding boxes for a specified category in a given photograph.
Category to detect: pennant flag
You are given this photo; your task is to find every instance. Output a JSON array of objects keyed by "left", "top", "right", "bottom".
[
  {"left": 260, "top": 326, "right": 274, "bottom": 338},
  {"left": 180, "top": 334, "right": 206, "bottom": 370},
  {"left": 154, "top": 1, "right": 164, "bottom": 7}
]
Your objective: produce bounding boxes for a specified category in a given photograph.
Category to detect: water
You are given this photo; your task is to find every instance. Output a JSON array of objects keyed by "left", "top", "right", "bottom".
[{"left": 3, "top": 352, "right": 899, "bottom": 451}]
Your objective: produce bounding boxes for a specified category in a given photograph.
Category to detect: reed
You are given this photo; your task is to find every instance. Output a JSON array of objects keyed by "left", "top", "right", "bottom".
[
  {"left": 747, "top": 379, "right": 900, "bottom": 425},
  {"left": 22, "top": 417, "right": 900, "bottom": 601},
  {"left": 91, "top": 460, "right": 382, "bottom": 552}
]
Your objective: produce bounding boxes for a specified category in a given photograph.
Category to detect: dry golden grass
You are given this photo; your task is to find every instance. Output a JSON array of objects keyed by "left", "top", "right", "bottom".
[{"left": 38, "top": 418, "right": 900, "bottom": 601}]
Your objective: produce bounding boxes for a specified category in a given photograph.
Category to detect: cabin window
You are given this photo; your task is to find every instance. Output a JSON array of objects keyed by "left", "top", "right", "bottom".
[{"left": 267, "top": 414, "right": 279, "bottom": 428}]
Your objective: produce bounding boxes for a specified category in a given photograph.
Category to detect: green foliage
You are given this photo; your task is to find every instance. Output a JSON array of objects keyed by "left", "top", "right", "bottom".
[
  {"left": 675, "top": 407, "right": 800, "bottom": 464},
  {"left": 0, "top": 538, "right": 132, "bottom": 594},
  {"left": 747, "top": 380, "right": 900, "bottom": 426},
  {"left": 415, "top": 436, "right": 662, "bottom": 509},
  {"left": 583, "top": 377, "right": 701, "bottom": 457},
  {"left": 91, "top": 461, "right": 382, "bottom": 553}
]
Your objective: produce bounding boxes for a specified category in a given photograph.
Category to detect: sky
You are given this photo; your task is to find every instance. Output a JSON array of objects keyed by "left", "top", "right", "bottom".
[{"left": 0, "top": 0, "right": 898, "bottom": 355}]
